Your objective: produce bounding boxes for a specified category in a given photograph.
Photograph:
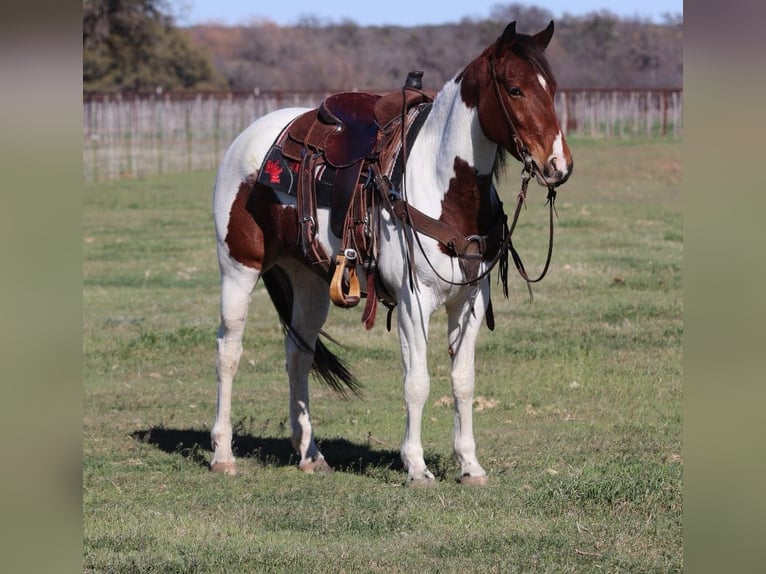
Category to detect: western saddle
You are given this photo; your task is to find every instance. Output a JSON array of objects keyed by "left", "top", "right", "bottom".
[{"left": 256, "top": 72, "right": 435, "bottom": 327}]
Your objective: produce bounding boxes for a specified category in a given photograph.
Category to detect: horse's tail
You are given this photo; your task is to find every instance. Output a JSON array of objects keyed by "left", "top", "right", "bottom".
[{"left": 261, "top": 266, "right": 362, "bottom": 398}]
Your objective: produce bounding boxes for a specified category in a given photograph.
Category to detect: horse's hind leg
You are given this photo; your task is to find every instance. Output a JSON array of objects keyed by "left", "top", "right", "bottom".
[
  {"left": 279, "top": 260, "right": 333, "bottom": 473},
  {"left": 210, "top": 264, "right": 259, "bottom": 475}
]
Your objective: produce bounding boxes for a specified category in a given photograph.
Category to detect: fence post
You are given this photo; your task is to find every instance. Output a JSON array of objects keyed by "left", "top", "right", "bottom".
[
  {"left": 559, "top": 91, "right": 568, "bottom": 135},
  {"left": 645, "top": 91, "right": 652, "bottom": 137},
  {"left": 566, "top": 91, "right": 576, "bottom": 134}
]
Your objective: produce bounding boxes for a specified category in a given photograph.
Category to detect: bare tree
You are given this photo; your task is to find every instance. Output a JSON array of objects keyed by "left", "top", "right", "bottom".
[{"left": 176, "top": 7, "right": 682, "bottom": 92}]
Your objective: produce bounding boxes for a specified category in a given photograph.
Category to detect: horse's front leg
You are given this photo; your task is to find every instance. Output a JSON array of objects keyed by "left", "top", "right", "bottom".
[
  {"left": 446, "top": 284, "right": 490, "bottom": 486},
  {"left": 397, "top": 287, "right": 437, "bottom": 486}
]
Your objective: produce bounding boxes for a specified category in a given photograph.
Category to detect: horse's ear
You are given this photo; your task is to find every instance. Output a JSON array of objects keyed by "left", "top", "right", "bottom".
[
  {"left": 495, "top": 21, "right": 517, "bottom": 56},
  {"left": 533, "top": 20, "right": 555, "bottom": 51}
]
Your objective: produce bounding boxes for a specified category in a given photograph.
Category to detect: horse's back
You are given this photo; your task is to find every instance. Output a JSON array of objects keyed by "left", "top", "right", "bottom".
[{"left": 213, "top": 107, "right": 309, "bottom": 241}]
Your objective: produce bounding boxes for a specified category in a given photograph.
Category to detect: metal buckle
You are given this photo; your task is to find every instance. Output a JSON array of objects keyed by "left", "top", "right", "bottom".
[{"left": 463, "top": 235, "right": 486, "bottom": 259}]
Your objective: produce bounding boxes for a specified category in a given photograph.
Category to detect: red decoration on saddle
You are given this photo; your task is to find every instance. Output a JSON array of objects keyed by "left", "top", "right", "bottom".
[{"left": 263, "top": 160, "right": 283, "bottom": 183}]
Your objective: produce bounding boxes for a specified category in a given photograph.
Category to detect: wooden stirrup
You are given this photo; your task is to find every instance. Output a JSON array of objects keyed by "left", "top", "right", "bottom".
[{"left": 330, "top": 249, "right": 361, "bottom": 308}]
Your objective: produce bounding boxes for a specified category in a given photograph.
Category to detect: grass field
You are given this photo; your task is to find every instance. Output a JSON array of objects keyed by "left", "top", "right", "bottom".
[{"left": 83, "top": 138, "right": 682, "bottom": 572}]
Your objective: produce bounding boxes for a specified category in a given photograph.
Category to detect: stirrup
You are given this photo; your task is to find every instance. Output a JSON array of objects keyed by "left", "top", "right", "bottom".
[{"left": 330, "top": 248, "right": 361, "bottom": 308}]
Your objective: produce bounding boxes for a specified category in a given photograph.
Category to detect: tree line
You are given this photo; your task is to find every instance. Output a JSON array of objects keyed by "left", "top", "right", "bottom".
[
  {"left": 83, "top": 1, "right": 682, "bottom": 93},
  {"left": 83, "top": 0, "right": 223, "bottom": 91}
]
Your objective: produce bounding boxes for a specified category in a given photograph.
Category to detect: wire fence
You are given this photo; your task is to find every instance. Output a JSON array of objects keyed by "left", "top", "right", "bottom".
[{"left": 83, "top": 88, "right": 682, "bottom": 182}]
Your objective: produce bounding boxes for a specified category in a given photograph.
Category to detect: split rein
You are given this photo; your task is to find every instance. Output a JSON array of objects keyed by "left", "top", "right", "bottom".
[
  {"left": 504, "top": 164, "right": 558, "bottom": 300},
  {"left": 389, "top": 62, "right": 559, "bottom": 300}
]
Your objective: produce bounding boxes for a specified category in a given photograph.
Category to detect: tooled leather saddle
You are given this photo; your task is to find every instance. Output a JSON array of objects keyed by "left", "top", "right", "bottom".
[{"left": 256, "top": 72, "right": 435, "bottom": 326}]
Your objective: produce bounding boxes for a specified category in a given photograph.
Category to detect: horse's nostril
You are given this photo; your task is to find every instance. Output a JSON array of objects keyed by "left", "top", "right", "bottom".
[{"left": 545, "top": 157, "right": 560, "bottom": 178}]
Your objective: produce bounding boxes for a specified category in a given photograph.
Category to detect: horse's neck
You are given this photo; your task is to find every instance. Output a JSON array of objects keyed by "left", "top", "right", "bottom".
[{"left": 404, "top": 77, "right": 497, "bottom": 217}]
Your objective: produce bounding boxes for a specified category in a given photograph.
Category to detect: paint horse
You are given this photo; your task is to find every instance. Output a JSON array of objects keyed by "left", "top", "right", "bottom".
[{"left": 211, "top": 21, "right": 573, "bottom": 485}]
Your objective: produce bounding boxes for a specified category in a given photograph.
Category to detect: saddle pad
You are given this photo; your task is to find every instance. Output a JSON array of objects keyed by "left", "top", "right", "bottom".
[{"left": 256, "top": 145, "right": 334, "bottom": 209}]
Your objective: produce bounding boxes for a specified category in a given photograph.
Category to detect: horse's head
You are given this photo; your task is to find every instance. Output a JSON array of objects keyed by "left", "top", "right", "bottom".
[{"left": 460, "top": 21, "right": 573, "bottom": 187}]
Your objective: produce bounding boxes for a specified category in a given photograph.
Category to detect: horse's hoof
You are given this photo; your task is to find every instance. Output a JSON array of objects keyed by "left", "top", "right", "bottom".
[
  {"left": 210, "top": 461, "right": 238, "bottom": 475},
  {"left": 459, "top": 473, "right": 489, "bottom": 487},
  {"left": 299, "top": 457, "right": 333, "bottom": 474},
  {"left": 406, "top": 471, "right": 436, "bottom": 488}
]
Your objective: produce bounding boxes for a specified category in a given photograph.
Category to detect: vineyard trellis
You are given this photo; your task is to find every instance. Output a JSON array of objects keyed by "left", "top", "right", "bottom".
[{"left": 82, "top": 88, "right": 681, "bottom": 182}]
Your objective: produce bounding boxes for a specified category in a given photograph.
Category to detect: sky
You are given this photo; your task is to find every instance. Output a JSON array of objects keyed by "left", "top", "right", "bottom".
[{"left": 175, "top": 0, "right": 683, "bottom": 28}]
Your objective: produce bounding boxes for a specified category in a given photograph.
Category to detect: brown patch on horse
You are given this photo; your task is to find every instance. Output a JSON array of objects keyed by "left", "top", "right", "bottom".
[
  {"left": 438, "top": 157, "right": 500, "bottom": 259},
  {"left": 225, "top": 178, "right": 304, "bottom": 270}
]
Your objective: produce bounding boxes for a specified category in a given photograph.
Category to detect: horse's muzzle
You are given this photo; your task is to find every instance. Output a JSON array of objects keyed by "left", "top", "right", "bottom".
[{"left": 537, "top": 157, "right": 573, "bottom": 187}]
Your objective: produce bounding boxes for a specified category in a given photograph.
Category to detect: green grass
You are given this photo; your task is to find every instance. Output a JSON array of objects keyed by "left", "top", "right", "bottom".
[{"left": 83, "top": 138, "right": 682, "bottom": 572}]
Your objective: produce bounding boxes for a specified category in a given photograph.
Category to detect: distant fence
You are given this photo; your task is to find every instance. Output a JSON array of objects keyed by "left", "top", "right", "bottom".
[
  {"left": 83, "top": 88, "right": 682, "bottom": 181},
  {"left": 558, "top": 89, "right": 683, "bottom": 139}
]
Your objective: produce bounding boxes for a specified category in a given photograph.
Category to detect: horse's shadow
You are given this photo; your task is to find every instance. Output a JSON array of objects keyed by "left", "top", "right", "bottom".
[{"left": 132, "top": 426, "right": 405, "bottom": 475}]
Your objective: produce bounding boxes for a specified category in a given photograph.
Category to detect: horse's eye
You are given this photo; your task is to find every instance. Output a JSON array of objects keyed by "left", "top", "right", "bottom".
[{"left": 507, "top": 86, "right": 523, "bottom": 97}]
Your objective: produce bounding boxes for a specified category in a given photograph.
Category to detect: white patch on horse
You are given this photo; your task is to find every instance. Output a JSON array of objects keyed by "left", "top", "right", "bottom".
[
  {"left": 410, "top": 76, "right": 497, "bottom": 197},
  {"left": 537, "top": 73, "right": 548, "bottom": 91},
  {"left": 548, "top": 131, "right": 568, "bottom": 177},
  {"left": 552, "top": 131, "right": 564, "bottom": 158}
]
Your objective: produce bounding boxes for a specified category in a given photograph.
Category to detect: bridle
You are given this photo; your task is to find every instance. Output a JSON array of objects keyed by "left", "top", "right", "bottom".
[
  {"left": 390, "top": 56, "right": 559, "bottom": 300},
  {"left": 487, "top": 54, "right": 558, "bottom": 295}
]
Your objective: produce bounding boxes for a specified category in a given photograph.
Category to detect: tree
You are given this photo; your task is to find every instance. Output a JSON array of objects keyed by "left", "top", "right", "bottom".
[
  {"left": 489, "top": 3, "right": 555, "bottom": 32},
  {"left": 83, "top": 0, "right": 224, "bottom": 91},
  {"left": 182, "top": 8, "right": 682, "bottom": 91}
]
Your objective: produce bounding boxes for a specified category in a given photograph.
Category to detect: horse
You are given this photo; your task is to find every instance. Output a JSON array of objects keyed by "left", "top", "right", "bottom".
[{"left": 210, "top": 21, "right": 573, "bottom": 486}]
